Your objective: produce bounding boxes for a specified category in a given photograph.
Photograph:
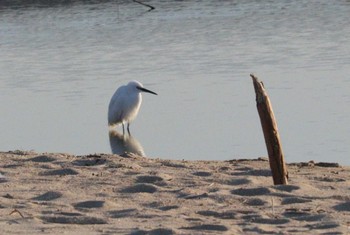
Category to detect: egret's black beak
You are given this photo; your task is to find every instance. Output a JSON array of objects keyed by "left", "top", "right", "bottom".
[{"left": 137, "top": 86, "right": 157, "bottom": 95}]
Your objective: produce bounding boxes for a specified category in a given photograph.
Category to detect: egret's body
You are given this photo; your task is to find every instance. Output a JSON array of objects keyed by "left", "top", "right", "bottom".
[{"left": 108, "top": 81, "right": 157, "bottom": 134}]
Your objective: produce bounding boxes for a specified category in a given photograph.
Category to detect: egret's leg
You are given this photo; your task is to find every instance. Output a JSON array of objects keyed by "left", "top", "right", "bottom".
[
  {"left": 122, "top": 123, "right": 125, "bottom": 135},
  {"left": 127, "top": 123, "right": 131, "bottom": 135}
]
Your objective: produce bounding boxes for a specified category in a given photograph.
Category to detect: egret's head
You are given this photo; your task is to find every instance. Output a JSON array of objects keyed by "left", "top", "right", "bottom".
[{"left": 128, "top": 80, "right": 157, "bottom": 95}]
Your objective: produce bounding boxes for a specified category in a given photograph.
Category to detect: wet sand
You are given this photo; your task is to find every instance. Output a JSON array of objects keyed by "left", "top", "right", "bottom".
[{"left": 0, "top": 151, "right": 349, "bottom": 234}]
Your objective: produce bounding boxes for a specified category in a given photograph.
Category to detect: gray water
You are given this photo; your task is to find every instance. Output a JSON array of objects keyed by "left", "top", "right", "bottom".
[{"left": 1, "top": 0, "right": 350, "bottom": 165}]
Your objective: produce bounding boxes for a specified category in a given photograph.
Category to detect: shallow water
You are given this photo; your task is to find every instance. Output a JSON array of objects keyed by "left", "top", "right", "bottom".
[{"left": 1, "top": 0, "right": 350, "bottom": 165}]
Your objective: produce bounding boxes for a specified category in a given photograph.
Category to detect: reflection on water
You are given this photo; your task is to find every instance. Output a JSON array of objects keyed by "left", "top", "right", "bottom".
[
  {"left": 109, "top": 130, "right": 145, "bottom": 157},
  {"left": 1, "top": 0, "right": 350, "bottom": 165}
]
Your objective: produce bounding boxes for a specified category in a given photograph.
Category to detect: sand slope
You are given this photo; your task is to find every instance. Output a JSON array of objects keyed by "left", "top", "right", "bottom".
[{"left": 0, "top": 151, "right": 349, "bottom": 234}]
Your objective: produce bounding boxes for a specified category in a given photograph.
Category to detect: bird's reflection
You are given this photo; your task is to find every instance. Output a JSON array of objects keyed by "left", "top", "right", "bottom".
[{"left": 109, "top": 130, "right": 145, "bottom": 157}]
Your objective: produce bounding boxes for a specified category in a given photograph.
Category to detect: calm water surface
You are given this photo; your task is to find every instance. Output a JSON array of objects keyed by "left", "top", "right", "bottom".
[{"left": 1, "top": 0, "right": 350, "bottom": 165}]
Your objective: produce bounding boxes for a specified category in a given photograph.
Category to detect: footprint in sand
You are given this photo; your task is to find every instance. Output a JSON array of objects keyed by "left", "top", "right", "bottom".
[
  {"left": 196, "top": 210, "right": 236, "bottom": 219},
  {"left": 32, "top": 191, "right": 63, "bottom": 201},
  {"left": 142, "top": 201, "right": 179, "bottom": 211},
  {"left": 283, "top": 211, "right": 328, "bottom": 222},
  {"left": 41, "top": 215, "right": 107, "bottom": 224},
  {"left": 180, "top": 224, "right": 228, "bottom": 232},
  {"left": 158, "top": 205, "right": 179, "bottom": 211},
  {"left": 40, "top": 206, "right": 105, "bottom": 225},
  {"left": 273, "top": 184, "right": 300, "bottom": 192},
  {"left": 178, "top": 192, "right": 209, "bottom": 200},
  {"left": 252, "top": 217, "right": 290, "bottom": 225},
  {"left": 281, "top": 197, "right": 312, "bottom": 205},
  {"left": 73, "top": 200, "right": 105, "bottom": 209},
  {"left": 27, "top": 155, "right": 56, "bottom": 163},
  {"left": 232, "top": 169, "right": 272, "bottom": 177},
  {"left": 231, "top": 187, "right": 271, "bottom": 196},
  {"left": 72, "top": 158, "right": 107, "bottom": 166},
  {"left": 108, "top": 208, "right": 137, "bottom": 218},
  {"left": 192, "top": 171, "right": 212, "bottom": 177},
  {"left": 135, "top": 175, "right": 166, "bottom": 186},
  {"left": 226, "top": 178, "right": 252, "bottom": 185},
  {"left": 307, "top": 221, "right": 340, "bottom": 230},
  {"left": 131, "top": 228, "right": 175, "bottom": 235},
  {"left": 333, "top": 201, "right": 350, "bottom": 211},
  {"left": 39, "top": 168, "right": 79, "bottom": 176},
  {"left": 244, "top": 198, "right": 267, "bottom": 206},
  {"left": 120, "top": 183, "right": 158, "bottom": 193},
  {"left": 147, "top": 228, "right": 175, "bottom": 235}
]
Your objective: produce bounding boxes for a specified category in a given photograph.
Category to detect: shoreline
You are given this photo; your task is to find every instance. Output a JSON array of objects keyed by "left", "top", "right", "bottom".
[{"left": 1, "top": 151, "right": 349, "bottom": 234}]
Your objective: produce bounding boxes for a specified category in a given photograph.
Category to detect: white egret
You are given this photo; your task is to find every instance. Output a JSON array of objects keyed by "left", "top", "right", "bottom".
[{"left": 108, "top": 80, "right": 157, "bottom": 134}]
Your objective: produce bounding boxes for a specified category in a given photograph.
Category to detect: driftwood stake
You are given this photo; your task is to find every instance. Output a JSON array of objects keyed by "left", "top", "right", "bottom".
[{"left": 251, "top": 74, "right": 288, "bottom": 185}]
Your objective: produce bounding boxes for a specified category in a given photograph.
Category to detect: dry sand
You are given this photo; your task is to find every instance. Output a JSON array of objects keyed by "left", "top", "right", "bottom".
[{"left": 0, "top": 151, "right": 349, "bottom": 234}]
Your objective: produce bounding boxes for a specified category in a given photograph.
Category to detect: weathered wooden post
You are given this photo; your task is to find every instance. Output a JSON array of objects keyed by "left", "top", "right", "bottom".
[{"left": 251, "top": 74, "right": 288, "bottom": 185}]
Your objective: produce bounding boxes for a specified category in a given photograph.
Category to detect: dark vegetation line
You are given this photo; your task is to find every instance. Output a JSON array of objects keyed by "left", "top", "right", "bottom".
[
  {"left": 132, "top": 0, "right": 155, "bottom": 11},
  {"left": 0, "top": 0, "right": 156, "bottom": 11}
]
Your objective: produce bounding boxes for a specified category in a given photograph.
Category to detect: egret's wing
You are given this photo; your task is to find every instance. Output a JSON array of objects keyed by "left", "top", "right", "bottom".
[{"left": 108, "top": 86, "right": 127, "bottom": 125}]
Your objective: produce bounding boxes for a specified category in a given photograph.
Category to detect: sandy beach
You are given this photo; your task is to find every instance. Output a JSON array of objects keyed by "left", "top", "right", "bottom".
[{"left": 0, "top": 151, "right": 349, "bottom": 234}]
